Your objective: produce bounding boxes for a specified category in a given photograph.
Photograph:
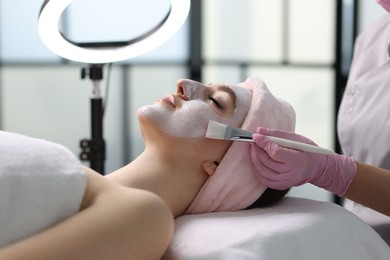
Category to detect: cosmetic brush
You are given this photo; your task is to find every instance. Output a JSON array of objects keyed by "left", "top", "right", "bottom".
[{"left": 206, "top": 120, "right": 334, "bottom": 155}]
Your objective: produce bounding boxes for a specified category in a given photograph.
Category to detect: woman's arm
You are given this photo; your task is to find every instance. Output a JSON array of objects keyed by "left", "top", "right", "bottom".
[
  {"left": 344, "top": 162, "right": 390, "bottom": 217},
  {"left": 250, "top": 128, "right": 390, "bottom": 217},
  {"left": 0, "top": 168, "right": 174, "bottom": 260}
]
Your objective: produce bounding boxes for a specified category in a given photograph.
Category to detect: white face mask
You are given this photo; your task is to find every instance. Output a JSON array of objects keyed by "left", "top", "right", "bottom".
[{"left": 138, "top": 79, "right": 251, "bottom": 138}]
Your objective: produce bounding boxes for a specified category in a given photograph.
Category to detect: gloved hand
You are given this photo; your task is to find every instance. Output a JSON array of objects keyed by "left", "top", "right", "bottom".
[
  {"left": 376, "top": 0, "right": 390, "bottom": 13},
  {"left": 250, "top": 127, "right": 357, "bottom": 196}
]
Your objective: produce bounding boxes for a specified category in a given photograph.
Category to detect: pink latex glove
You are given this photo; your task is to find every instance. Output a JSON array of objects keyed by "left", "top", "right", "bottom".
[
  {"left": 376, "top": 0, "right": 390, "bottom": 12},
  {"left": 250, "top": 127, "right": 357, "bottom": 196}
]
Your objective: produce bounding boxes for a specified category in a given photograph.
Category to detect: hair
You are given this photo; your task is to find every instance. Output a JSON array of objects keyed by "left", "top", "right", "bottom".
[{"left": 245, "top": 188, "right": 290, "bottom": 209}]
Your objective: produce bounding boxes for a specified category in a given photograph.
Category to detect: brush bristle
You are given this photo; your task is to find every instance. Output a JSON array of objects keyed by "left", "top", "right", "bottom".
[{"left": 205, "top": 120, "right": 228, "bottom": 140}]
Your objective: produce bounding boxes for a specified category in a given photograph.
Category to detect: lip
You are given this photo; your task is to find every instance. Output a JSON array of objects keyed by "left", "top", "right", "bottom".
[{"left": 160, "top": 94, "right": 176, "bottom": 108}]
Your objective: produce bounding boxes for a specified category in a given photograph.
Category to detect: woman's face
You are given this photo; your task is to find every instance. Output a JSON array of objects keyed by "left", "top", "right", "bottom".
[{"left": 138, "top": 79, "right": 251, "bottom": 138}]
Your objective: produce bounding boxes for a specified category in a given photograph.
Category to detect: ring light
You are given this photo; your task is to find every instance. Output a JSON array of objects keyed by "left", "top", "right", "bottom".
[{"left": 38, "top": 0, "right": 190, "bottom": 63}]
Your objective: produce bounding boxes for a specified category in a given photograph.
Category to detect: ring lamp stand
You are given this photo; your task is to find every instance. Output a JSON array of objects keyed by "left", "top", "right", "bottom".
[{"left": 38, "top": 0, "right": 190, "bottom": 174}]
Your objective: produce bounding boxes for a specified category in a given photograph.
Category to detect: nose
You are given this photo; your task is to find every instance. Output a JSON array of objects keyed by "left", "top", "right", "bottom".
[
  {"left": 176, "top": 79, "right": 189, "bottom": 100},
  {"left": 176, "top": 79, "right": 204, "bottom": 100}
]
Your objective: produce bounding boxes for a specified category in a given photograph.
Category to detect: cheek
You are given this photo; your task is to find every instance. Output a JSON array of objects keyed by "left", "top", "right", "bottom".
[
  {"left": 226, "top": 102, "right": 248, "bottom": 127},
  {"left": 138, "top": 103, "right": 212, "bottom": 138},
  {"left": 186, "top": 100, "right": 245, "bottom": 129},
  {"left": 177, "top": 102, "right": 216, "bottom": 137},
  {"left": 185, "top": 102, "right": 216, "bottom": 123}
]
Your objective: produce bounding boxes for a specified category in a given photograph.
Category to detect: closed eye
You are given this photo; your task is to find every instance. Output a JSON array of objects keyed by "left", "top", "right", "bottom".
[{"left": 209, "top": 96, "right": 223, "bottom": 109}]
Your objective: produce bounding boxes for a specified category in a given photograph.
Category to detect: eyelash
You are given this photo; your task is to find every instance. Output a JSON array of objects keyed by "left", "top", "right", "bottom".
[{"left": 209, "top": 96, "right": 223, "bottom": 109}]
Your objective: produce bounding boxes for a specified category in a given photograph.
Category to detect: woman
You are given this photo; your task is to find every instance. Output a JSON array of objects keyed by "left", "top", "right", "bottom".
[
  {"left": 249, "top": 0, "right": 390, "bottom": 222},
  {"left": 108, "top": 77, "right": 295, "bottom": 215},
  {"left": 0, "top": 77, "right": 295, "bottom": 259}
]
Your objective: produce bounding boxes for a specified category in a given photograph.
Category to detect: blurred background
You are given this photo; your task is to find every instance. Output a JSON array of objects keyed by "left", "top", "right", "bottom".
[{"left": 0, "top": 0, "right": 386, "bottom": 202}]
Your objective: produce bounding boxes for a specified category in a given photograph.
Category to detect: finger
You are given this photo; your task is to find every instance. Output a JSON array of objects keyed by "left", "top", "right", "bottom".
[
  {"left": 250, "top": 147, "right": 294, "bottom": 182},
  {"left": 256, "top": 127, "right": 291, "bottom": 139},
  {"left": 252, "top": 134, "right": 302, "bottom": 165},
  {"left": 257, "top": 127, "right": 317, "bottom": 146},
  {"left": 254, "top": 171, "right": 291, "bottom": 190},
  {"left": 250, "top": 143, "right": 289, "bottom": 172},
  {"left": 253, "top": 164, "right": 297, "bottom": 184}
]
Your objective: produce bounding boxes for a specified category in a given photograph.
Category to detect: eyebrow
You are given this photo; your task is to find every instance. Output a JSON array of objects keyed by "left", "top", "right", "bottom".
[{"left": 217, "top": 85, "right": 237, "bottom": 109}]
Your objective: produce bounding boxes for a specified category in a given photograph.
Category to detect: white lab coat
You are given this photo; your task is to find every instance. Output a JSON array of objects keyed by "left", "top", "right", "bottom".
[{"left": 338, "top": 13, "right": 390, "bottom": 241}]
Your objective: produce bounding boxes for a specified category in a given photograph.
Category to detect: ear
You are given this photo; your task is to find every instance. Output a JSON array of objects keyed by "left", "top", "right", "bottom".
[{"left": 201, "top": 160, "right": 219, "bottom": 176}]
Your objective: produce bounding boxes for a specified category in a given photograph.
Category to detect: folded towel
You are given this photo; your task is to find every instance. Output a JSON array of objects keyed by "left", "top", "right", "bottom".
[
  {"left": 165, "top": 197, "right": 390, "bottom": 260},
  {"left": 0, "top": 131, "right": 87, "bottom": 247},
  {"left": 186, "top": 77, "right": 296, "bottom": 214}
]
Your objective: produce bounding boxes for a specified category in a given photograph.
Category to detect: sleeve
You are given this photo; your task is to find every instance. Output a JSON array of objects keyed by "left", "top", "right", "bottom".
[{"left": 0, "top": 131, "right": 87, "bottom": 248}]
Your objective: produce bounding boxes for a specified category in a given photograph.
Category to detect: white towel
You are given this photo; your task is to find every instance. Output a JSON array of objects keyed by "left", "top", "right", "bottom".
[
  {"left": 164, "top": 197, "right": 390, "bottom": 260},
  {"left": 0, "top": 131, "right": 87, "bottom": 247}
]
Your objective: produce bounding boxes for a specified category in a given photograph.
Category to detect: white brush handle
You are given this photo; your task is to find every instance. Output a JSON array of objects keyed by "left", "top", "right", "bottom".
[
  {"left": 267, "top": 136, "right": 334, "bottom": 155},
  {"left": 236, "top": 136, "right": 334, "bottom": 155}
]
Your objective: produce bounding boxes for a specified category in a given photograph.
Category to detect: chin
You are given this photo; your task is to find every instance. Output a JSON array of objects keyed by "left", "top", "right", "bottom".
[
  {"left": 137, "top": 106, "right": 159, "bottom": 126},
  {"left": 137, "top": 107, "right": 157, "bottom": 129},
  {"left": 136, "top": 107, "right": 171, "bottom": 142},
  {"left": 136, "top": 105, "right": 150, "bottom": 118},
  {"left": 137, "top": 105, "right": 208, "bottom": 139}
]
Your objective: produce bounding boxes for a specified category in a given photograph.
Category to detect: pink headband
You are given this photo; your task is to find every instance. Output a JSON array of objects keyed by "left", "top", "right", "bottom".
[{"left": 186, "top": 77, "right": 296, "bottom": 214}]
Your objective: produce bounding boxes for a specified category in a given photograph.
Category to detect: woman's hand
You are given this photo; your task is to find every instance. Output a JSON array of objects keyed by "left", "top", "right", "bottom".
[{"left": 250, "top": 127, "right": 357, "bottom": 196}]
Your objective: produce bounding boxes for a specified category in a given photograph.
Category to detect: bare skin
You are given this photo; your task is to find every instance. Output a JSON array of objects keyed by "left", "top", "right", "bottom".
[
  {"left": 0, "top": 168, "right": 174, "bottom": 260},
  {"left": 107, "top": 134, "right": 231, "bottom": 217},
  {"left": 0, "top": 79, "right": 244, "bottom": 258},
  {"left": 106, "top": 80, "right": 237, "bottom": 217},
  {"left": 344, "top": 162, "right": 390, "bottom": 217}
]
